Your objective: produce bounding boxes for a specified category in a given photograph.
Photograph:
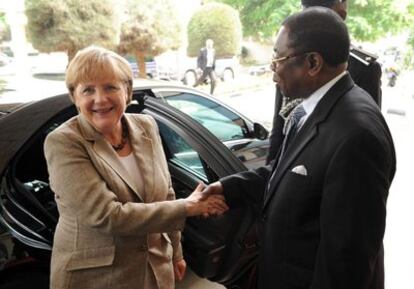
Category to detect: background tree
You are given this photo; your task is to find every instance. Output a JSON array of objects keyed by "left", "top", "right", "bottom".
[
  {"left": 0, "top": 12, "right": 11, "bottom": 43},
  {"left": 347, "top": 0, "right": 407, "bottom": 42},
  {"left": 211, "top": 0, "right": 299, "bottom": 39},
  {"left": 214, "top": 0, "right": 408, "bottom": 42},
  {"left": 118, "top": 0, "right": 181, "bottom": 78},
  {"left": 403, "top": 2, "right": 414, "bottom": 69},
  {"left": 25, "top": 0, "right": 120, "bottom": 61},
  {"left": 187, "top": 2, "right": 242, "bottom": 57}
]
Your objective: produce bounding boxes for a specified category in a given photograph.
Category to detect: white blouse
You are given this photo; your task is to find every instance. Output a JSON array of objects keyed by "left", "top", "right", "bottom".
[{"left": 119, "top": 152, "right": 145, "bottom": 197}]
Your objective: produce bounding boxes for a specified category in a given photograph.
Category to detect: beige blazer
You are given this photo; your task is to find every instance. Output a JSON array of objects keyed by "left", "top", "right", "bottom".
[{"left": 44, "top": 113, "right": 187, "bottom": 289}]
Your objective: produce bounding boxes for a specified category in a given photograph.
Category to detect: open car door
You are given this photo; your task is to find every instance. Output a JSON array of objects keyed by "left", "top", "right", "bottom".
[{"left": 133, "top": 95, "right": 259, "bottom": 287}]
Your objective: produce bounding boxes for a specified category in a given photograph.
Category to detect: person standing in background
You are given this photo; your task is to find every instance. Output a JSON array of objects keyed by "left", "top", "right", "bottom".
[{"left": 193, "top": 39, "right": 217, "bottom": 95}]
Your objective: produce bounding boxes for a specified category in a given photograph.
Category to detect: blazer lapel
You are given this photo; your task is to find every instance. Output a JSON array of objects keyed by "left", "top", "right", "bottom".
[
  {"left": 78, "top": 114, "right": 145, "bottom": 202},
  {"left": 125, "top": 115, "right": 155, "bottom": 203},
  {"left": 263, "top": 73, "right": 355, "bottom": 210}
]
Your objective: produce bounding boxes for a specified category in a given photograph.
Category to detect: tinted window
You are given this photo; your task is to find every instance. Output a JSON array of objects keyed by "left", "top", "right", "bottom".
[
  {"left": 157, "top": 121, "right": 207, "bottom": 181},
  {"left": 159, "top": 92, "right": 248, "bottom": 142}
]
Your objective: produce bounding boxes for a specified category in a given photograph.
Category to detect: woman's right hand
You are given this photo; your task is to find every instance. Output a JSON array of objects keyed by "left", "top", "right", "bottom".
[{"left": 185, "top": 182, "right": 229, "bottom": 217}]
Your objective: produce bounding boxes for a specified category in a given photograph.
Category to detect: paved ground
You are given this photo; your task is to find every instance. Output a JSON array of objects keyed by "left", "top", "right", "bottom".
[{"left": 176, "top": 269, "right": 224, "bottom": 289}]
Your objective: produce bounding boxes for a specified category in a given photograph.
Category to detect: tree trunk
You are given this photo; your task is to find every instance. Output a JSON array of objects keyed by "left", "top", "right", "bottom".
[
  {"left": 67, "top": 47, "right": 77, "bottom": 65},
  {"left": 135, "top": 50, "right": 147, "bottom": 79}
]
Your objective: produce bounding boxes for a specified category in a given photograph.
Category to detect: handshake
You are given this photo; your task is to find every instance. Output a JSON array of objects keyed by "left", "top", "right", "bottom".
[{"left": 185, "top": 182, "right": 228, "bottom": 217}]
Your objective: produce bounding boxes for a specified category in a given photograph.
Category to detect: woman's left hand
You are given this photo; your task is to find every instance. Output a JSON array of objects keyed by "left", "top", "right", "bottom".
[{"left": 174, "top": 259, "right": 187, "bottom": 281}]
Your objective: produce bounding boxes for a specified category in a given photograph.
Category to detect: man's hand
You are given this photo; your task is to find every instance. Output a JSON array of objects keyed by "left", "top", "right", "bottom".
[
  {"left": 174, "top": 259, "right": 186, "bottom": 281},
  {"left": 202, "top": 181, "right": 224, "bottom": 197},
  {"left": 185, "top": 182, "right": 228, "bottom": 217}
]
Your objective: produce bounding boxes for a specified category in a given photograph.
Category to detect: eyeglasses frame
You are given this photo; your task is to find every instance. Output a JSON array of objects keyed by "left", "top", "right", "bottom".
[{"left": 270, "top": 52, "right": 314, "bottom": 69}]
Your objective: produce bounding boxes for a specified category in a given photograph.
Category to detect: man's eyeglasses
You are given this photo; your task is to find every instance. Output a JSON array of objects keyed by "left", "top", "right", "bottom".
[{"left": 270, "top": 52, "right": 311, "bottom": 69}]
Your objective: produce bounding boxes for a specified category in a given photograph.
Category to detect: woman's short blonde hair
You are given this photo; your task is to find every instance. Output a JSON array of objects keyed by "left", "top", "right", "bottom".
[{"left": 65, "top": 46, "right": 133, "bottom": 104}]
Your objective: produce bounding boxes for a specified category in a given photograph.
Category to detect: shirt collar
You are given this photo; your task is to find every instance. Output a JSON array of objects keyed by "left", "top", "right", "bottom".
[{"left": 301, "top": 71, "right": 347, "bottom": 116}]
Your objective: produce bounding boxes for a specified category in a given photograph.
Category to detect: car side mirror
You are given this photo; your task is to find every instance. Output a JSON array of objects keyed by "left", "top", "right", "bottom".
[{"left": 253, "top": 123, "right": 268, "bottom": 140}]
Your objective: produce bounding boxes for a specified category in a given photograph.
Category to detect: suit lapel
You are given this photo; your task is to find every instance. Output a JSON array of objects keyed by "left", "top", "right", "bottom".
[
  {"left": 263, "top": 74, "right": 355, "bottom": 210},
  {"left": 264, "top": 127, "right": 318, "bottom": 207}
]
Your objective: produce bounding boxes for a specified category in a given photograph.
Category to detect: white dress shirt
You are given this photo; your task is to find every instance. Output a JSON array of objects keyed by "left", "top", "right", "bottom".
[{"left": 298, "top": 70, "right": 347, "bottom": 130}]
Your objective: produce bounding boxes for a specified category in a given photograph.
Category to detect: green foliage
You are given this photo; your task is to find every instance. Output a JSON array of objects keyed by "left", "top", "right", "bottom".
[
  {"left": 403, "top": 3, "right": 414, "bottom": 69},
  {"left": 408, "top": 33, "right": 414, "bottom": 50},
  {"left": 25, "top": 0, "right": 120, "bottom": 60},
  {"left": 215, "top": 0, "right": 409, "bottom": 42},
  {"left": 407, "top": 3, "right": 414, "bottom": 48},
  {"left": 402, "top": 50, "right": 414, "bottom": 70},
  {"left": 118, "top": 0, "right": 181, "bottom": 56},
  {"left": 214, "top": 0, "right": 299, "bottom": 38},
  {"left": 347, "top": 0, "right": 408, "bottom": 42},
  {"left": 0, "top": 12, "right": 11, "bottom": 42},
  {"left": 187, "top": 2, "right": 242, "bottom": 57}
]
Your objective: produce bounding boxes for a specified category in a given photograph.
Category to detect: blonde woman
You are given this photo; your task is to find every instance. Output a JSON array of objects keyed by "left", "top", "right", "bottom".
[{"left": 44, "top": 46, "right": 227, "bottom": 289}]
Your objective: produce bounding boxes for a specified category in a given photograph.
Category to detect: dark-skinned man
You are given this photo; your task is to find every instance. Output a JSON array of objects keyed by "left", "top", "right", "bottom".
[
  {"left": 203, "top": 7, "right": 395, "bottom": 289},
  {"left": 267, "top": 0, "right": 382, "bottom": 164}
]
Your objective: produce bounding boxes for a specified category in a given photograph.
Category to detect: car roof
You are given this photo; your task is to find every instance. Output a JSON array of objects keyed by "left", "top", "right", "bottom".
[
  {"left": 0, "top": 103, "right": 27, "bottom": 117},
  {"left": 0, "top": 78, "right": 212, "bottom": 105},
  {"left": 132, "top": 78, "right": 212, "bottom": 97},
  {"left": 0, "top": 94, "right": 72, "bottom": 175}
]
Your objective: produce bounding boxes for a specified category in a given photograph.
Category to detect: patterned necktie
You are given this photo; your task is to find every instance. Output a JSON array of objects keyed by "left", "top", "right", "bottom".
[
  {"left": 278, "top": 104, "right": 306, "bottom": 162},
  {"left": 266, "top": 104, "right": 306, "bottom": 197}
]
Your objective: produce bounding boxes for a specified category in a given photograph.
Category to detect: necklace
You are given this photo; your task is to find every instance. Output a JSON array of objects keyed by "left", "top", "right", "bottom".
[{"left": 112, "top": 118, "right": 129, "bottom": 151}]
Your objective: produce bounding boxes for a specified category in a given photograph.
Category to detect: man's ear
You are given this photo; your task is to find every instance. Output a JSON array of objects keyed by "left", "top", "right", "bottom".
[
  {"left": 332, "top": 2, "right": 347, "bottom": 20},
  {"left": 338, "top": 9, "right": 347, "bottom": 20},
  {"left": 307, "top": 53, "right": 323, "bottom": 76}
]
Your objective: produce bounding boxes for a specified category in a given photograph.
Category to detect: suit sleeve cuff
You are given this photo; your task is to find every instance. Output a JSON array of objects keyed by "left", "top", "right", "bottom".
[{"left": 220, "top": 177, "right": 243, "bottom": 207}]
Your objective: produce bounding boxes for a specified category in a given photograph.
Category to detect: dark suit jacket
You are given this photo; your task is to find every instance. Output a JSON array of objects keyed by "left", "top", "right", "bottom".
[
  {"left": 267, "top": 55, "right": 383, "bottom": 164},
  {"left": 221, "top": 74, "right": 396, "bottom": 289},
  {"left": 197, "top": 47, "right": 216, "bottom": 70}
]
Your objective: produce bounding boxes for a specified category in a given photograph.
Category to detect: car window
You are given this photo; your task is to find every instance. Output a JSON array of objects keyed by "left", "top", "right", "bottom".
[
  {"left": 158, "top": 91, "right": 248, "bottom": 142},
  {"left": 157, "top": 121, "right": 207, "bottom": 181}
]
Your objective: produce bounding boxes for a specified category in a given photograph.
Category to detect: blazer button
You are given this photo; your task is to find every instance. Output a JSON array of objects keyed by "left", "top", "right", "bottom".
[{"left": 261, "top": 214, "right": 267, "bottom": 222}]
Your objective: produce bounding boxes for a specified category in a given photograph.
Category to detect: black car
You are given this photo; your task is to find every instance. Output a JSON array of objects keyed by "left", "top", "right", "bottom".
[{"left": 0, "top": 81, "right": 268, "bottom": 288}]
